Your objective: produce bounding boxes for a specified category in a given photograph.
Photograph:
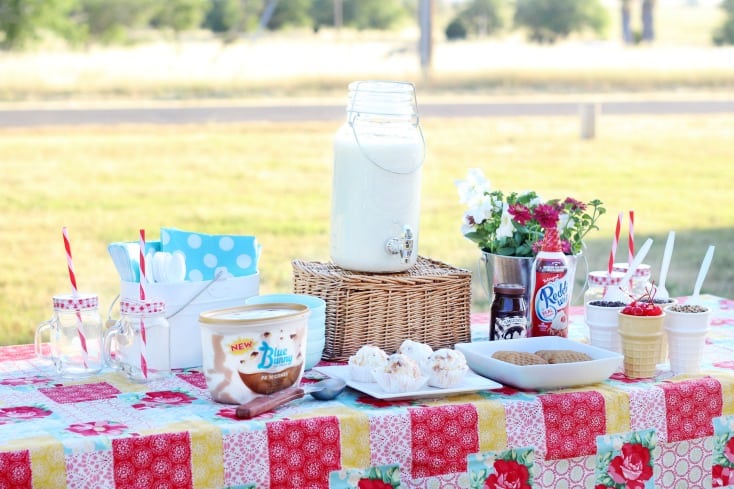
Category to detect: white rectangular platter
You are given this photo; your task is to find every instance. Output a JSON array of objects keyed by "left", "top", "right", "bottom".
[
  {"left": 455, "top": 336, "right": 624, "bottom": 390},
  {"left": 314, "top": 365, "right": 502, "bottom": 401}
]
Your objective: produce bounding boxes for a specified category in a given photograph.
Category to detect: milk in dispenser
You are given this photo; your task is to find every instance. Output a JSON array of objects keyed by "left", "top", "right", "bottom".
[{"left": 330, "top": 80, "right": 425, "bottom": 272}]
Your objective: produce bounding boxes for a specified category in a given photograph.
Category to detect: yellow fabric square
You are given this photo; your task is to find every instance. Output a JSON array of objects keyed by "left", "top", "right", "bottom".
[
  {"left": 474, "top": 399, "right": 507, "bottom": 452},
  {"left": 145, "top": 420, "right": 224, "bottom": 489}
]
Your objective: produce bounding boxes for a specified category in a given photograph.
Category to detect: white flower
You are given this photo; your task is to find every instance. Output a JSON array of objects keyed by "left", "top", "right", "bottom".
[
  {"left": 463, "top": 194, "right": 494, "bottom": 227},
  {"left": 455, "top": 168, "right": 490, "bottom": 205},
  {"left": 496, "top": 204, "right": 514, "bottom": 239}
]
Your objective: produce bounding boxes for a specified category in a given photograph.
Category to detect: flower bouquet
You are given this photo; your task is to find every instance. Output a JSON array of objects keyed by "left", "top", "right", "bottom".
[{"left": 456, "top": 168, "right": 605, "bottom": 257}]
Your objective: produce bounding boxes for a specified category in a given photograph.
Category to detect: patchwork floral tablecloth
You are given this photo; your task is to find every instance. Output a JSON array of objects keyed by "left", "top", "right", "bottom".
[{"left": 2, "top": 294, "right": 734, "bottom": 489}]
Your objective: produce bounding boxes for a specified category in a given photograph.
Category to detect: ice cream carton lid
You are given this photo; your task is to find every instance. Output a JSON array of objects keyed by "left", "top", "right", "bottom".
[{"left": 199, "top": 303, "right": 308, "bottom": 326}]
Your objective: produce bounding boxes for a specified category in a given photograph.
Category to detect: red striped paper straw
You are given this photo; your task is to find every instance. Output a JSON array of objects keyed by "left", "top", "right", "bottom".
[
  {"left": 608, "top": 212, "right": 622, "bottom": 275},
  {"left": 62, "top": 227, "right": 88, "bottom": 368},
  {"left": 138, "top": 229, "right": 148, "bottom": 378},
  {"left": 628, "top": 209, "right": 635, "bottom": 266}
]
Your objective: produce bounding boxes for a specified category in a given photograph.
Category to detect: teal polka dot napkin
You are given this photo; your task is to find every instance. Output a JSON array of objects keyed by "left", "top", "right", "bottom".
[{"left": 160, "top": 227, "right": 260, "bottom": 281}]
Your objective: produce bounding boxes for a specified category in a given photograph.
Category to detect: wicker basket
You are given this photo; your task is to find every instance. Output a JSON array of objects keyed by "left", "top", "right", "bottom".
[{"left": 292, "top": 257, "right": 472, "bottom": 362}]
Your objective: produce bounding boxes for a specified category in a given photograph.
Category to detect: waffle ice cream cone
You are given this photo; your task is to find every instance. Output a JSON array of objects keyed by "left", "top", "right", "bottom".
[{"left": 618, "top": 312, "right": 665, "bottom": 378}]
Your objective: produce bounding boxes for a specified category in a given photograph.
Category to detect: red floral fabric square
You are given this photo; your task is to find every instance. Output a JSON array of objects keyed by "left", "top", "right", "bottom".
[
  {"left": 661, "top": 377, "right": 722, "bottom": 443},
  {"left": 409, "top": 403, "right": 479, "bottom": 479},
  {"left": 267, "top": 416, "right": 341, "bottom": 489},
  {"left": 40, "top": 382, "right": 121, "bottom": 404},
  {"left": 540, "top": 390, "right": 606, "bottom": 460},
  {"left": 112, "top": 432, "right": 193, "bottom": 489},
  {"left": 0, "top": 449, "right": 32, "bottom": 489}
]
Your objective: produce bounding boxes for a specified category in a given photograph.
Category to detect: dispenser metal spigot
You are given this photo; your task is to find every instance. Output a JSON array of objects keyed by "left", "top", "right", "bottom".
[{"left": 386, "top": 226, "right": 415, "bottom": 264}]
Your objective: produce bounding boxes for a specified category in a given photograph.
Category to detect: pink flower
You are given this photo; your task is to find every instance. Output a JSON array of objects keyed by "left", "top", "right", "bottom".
[
  {"left": 508, "top": 204, "right": 533, "bottom": 225},
  {"left": 607, "top": 443, "right": 653, "bottom": 487},
  {"left": 139, "top": 390, "right": 195, "bottom": 406},
  {"left": 563, "top": 197, "right": 586, "bottom": 211},
  {"left": 0, "top": 376, "right": 49, "bottom": 386},
  {"left": 0, "top": 406, "right": 52, "bottom": 421},
  {"left": 713, "top": 464, "right": 734, "bottom": 487},
  {"left": 532, "top": 204, "right": 560, "bottom": 230},
  {"left": 483, "top": 459, "right": 531, "bottom": 489},
  {"left": 561, "top": 239, "right": 572, "bottom": 255},
  {"left": 67, "top": 421, "right": 128, "bottom": 437}
]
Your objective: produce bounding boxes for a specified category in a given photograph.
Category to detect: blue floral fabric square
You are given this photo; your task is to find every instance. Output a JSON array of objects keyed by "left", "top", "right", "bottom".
[
  {"left": 467, "top": 447, "right": 534, "bottom": 489},
  {"left": 595, "top": 428, "right": 656, "bottom": 489}
]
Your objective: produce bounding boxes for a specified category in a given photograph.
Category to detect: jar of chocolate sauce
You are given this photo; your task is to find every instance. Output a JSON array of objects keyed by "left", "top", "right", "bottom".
[{"left": 490, "top": 283, "right": 527, "bottom": 340}]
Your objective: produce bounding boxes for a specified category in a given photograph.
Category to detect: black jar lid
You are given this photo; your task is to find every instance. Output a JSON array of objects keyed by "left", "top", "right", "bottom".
[{"left": 493, "top": 283, "right": 525, "bottom": 295}]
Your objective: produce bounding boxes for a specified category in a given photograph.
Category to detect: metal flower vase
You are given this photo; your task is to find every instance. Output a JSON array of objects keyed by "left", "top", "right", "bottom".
[{"left": 480, "top": 252, "right": 586, "bottom": 319}]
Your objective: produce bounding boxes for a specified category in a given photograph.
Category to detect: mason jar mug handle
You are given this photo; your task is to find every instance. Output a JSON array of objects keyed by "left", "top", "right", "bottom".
[
  {"left": 34, "top": 318, "right": 55, "bottom": 360},
  {"left": 103, "top": 321, "right": 123, "bottom": 370}
]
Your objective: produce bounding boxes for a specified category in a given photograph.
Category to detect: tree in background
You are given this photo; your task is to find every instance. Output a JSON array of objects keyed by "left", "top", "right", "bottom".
[
  {"left": 0, "top": 0, "right": 77, "bottom": 49},
  {"left": 713, "top": 0, "right": 734, "bottom": 45},
  {"left": 150, "top": 0, "right": 208, "bottom": 40},
  {"left": 641, "top": 0, "right": 655, "bottom": 42},
  {"left": 445, "top": 0, "right": 506, "bottom": 40},
  {"left": 73, "top": 0, "right": 155, "bottom": 44},
  {"left": 621, "top": 0, "right": 633, "bottom": 44},
  {"left": 620, "top": 0, "right": 656, "bottom": 45},
  {"left": 309, "top": 0, "right": 408, "bottom": 32},
  {"left": 514, "top": 0, "right": 608, "bottom": 44}
]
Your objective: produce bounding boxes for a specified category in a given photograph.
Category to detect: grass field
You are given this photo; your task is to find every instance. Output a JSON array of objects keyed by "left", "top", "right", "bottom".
[{"left": 2, "top": 114, "right": 733, "bottom": 346}]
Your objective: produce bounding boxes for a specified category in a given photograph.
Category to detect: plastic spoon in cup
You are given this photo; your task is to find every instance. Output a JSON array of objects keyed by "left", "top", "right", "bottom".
[
  {"left": 603, "top": 237, "right": 653, "bottom": 303},
  {"left": 656, "top": 231, "right": 675, "bottom": 302},
  {"left": 235, "top": 377, "right": 347, "bottom": 419},
  {"left": 688, "top": 245, "right": 715, "bottom": 305}
]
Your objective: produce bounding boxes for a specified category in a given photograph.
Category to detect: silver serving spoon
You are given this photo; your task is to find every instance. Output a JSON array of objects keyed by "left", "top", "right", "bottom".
[{"left": 236, "top": 377, "right": 347, "bottom": 419}]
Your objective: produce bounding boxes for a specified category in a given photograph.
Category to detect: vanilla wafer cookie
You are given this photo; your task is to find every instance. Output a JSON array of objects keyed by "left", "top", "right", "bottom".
[
  {"left": 492, "top": 351, "right": 548, "bottom": 366},
  {"left": 534, "top": 349, "right": 593, "bottom": 364}
]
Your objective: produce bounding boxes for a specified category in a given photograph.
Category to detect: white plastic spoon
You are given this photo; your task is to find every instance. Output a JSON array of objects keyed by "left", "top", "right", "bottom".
[
  {"left": 153, "top": 252, "right": 171, "bottom": 283},
  {"left": 145, "top": 251, "right": 156, "bottom": 283},
  {"left": 603, "top": 237, "right": 654, "bottom": 303},
  {"left": 656, "top": 231, "right": 675, "bottom": 302},
  {"left": 167, "top": 251, "right": 187, "bottom": 283},
  {"left": 688, "top": 245, "right": 715, "bottom": 305}
]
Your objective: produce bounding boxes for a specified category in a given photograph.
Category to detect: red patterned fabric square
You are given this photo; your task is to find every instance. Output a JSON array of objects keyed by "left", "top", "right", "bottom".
[
  {"left": 540, "top": 391, "right": 606, "bottom": 460},
  {"left": 0, "top": 449, "right": 32, "bottom": 489},
  {"left": 661, "top": 377, "right": 722, "bottom": 442},
  {"left": 40, "top": 382, "right": 121, "bottom": 404},
  {"left": 112, "top": 432, "right": 193, "bottom": 489},
  {"left": 409, "top": 403, "right": 479, "bottom": 479},
  {"left": 267, "top": 416, "right": 341, "bottom": 489}
]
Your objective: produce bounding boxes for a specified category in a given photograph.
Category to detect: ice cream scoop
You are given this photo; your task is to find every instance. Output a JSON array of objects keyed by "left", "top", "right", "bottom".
[{"left": 235, "top": 377, "right": 347, "bottom": 419}]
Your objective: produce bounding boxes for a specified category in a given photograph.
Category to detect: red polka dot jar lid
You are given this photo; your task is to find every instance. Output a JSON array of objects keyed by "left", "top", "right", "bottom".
[
  {"left": 52, "top": 293, "right": 99, "bottom": 311},
  {"left": 120, "top": 299, "right": 166, "bottom": 315},
  {"left": 612, "top": 262, "right": 651, "bottom": 278},
  {"left": 587, "top": 271, "right": 626, "bottom": 286}
]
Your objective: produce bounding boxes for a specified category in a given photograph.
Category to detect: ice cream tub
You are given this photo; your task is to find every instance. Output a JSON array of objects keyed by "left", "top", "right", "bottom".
[{"left": 199, "top": 303, "right": 309, "bottom": 404}]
